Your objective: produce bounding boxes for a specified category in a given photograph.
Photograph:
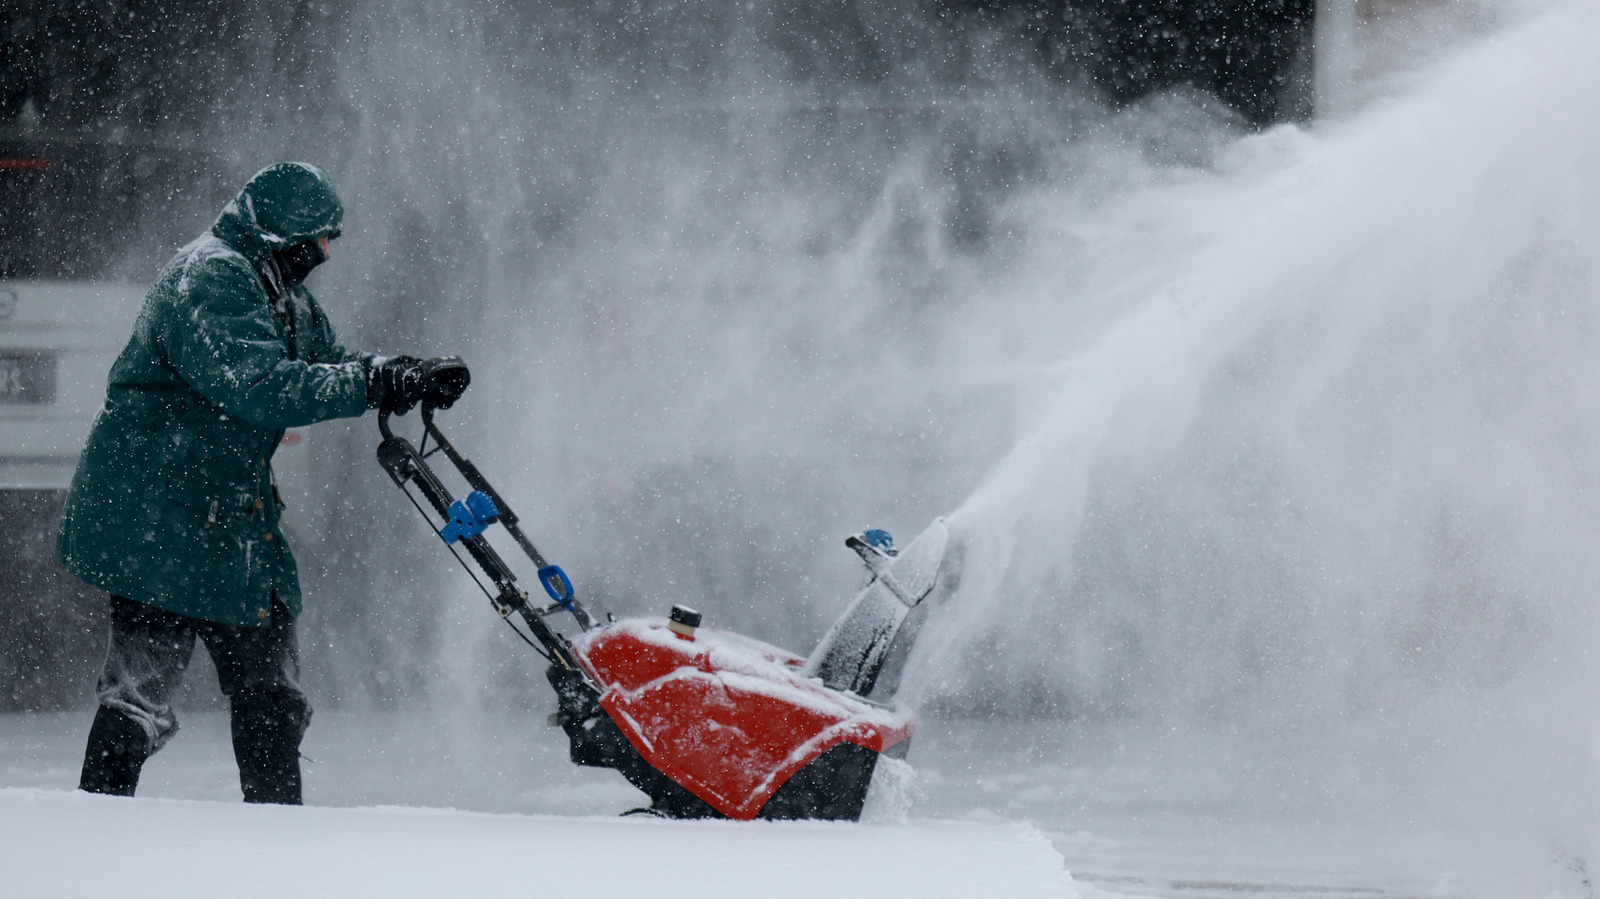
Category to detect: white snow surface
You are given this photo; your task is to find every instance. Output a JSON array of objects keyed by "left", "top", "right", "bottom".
[
  {"left": 0, "top": 710, "right": 1495, "bottom": 898},
  {"left": 0, "top": 787, "right": 1079, "bottom": 899}
]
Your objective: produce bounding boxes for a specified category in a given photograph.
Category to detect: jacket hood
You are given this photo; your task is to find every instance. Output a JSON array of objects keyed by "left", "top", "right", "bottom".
[{"left": 212, "top": 162, "right": 344, "bottom": 263}]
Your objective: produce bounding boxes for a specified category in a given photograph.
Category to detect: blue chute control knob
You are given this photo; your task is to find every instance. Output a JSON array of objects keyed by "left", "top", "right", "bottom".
[
  {"left": 862, "top": 528, "right": 896, "bottom": 556},
  {"left": 668, "top": 605, "right": 701, "bottom": 640},
  {"left": 439, "top": 491, "right": 499, "bottom": 544}
]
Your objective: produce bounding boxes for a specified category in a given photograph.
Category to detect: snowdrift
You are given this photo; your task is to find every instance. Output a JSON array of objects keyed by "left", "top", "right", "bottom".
[{"left": 0, "top": 788, "right": 1079, "bottom": 898}]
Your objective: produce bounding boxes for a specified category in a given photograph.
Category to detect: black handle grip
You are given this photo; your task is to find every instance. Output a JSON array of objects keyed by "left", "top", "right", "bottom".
[{"left": 419, "top": 355, "right": 470, "bottom": 411}]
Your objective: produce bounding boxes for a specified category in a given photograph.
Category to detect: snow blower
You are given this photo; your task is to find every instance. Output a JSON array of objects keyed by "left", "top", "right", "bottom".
[{"left": 376, "top": 397, "right": 952, "bottom": 821}]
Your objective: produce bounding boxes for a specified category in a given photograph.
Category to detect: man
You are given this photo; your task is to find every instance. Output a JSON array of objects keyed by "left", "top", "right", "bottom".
[{"left": 57, "top": 161, "right": 466, "bottom": 804}]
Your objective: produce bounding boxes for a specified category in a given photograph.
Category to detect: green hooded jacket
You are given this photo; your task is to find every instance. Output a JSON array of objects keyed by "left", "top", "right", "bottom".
[{"left": 57, "top": 162, "right": 373, "bottom": 626}]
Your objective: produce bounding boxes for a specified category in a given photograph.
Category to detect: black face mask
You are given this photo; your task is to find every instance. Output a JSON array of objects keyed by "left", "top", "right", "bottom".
[{"left": 273, "top": 239, "right": 329, "bottom": 290}]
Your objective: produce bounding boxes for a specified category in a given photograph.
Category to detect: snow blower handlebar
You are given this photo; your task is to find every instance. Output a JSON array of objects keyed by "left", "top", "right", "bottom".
[{"left": 376, "top": 402, "right": 598, "bottom": 669}]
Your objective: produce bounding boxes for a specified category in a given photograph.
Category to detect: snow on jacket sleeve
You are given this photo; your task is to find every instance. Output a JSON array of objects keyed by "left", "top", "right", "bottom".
[{"left": 163, "top": 253, "right": 369, "bottom": 429}]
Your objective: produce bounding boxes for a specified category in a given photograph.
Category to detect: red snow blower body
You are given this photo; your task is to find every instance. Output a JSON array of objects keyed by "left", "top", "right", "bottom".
[{"left": 376, "top": 401, "right": 951, "bottom": 821}]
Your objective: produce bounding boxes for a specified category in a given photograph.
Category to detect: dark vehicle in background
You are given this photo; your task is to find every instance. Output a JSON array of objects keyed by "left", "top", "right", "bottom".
[{"left": 0, "top": 134, "right": 232, "bottom": 710}]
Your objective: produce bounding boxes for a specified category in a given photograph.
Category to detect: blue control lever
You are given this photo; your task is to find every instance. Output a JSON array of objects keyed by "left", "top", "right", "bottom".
[{"left": 440, "top": 491, "right": 499, "bottom": 544}]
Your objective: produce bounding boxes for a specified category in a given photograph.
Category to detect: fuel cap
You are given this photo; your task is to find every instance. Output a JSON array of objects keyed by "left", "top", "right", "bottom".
[{"left": 668, "top": 605, "right": 701, "bottom": 640}]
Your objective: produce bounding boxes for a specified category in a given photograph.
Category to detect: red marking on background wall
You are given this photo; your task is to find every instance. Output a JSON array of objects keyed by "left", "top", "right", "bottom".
[
  {"left": 280, "top": 432, "right": 304, "bottom": 447},
  {"left": 0, "top": 158, "right": 55, "bottom": 171}
]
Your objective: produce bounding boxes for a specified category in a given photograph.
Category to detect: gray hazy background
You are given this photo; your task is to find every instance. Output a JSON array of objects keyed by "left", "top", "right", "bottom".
[{"left": 14, "top": 0, "right": 1600, "bottom": 873}]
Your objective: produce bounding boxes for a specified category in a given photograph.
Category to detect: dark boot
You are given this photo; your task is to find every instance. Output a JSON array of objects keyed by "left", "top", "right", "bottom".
[
  {"left": 231, "top": 689, "right": 311, "bottom": 805},
  {"left": 79, "top": 706, "right": 152, "bottom": 796}
]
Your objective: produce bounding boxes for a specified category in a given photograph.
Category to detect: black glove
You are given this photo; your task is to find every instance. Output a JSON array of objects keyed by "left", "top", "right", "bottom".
[
  {"left": 367, "top": 355, "right": 425, "bottom": 415},
  {"left": 418, "top": 355, "right": 470, "bottom": 410}
]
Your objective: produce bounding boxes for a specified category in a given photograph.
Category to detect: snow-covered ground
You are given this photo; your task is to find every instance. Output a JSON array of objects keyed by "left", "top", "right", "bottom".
[
  {"left": 0, "top": 710, "right": 1482, "bottom": 899},
  {"left": 0, "top": 786, "right": 1077, "bottom": 899}
]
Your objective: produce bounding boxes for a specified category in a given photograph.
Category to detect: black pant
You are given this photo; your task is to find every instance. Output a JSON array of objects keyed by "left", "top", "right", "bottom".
[{"left": 79, "top": 595, "right": 311, "bottom": 804}]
